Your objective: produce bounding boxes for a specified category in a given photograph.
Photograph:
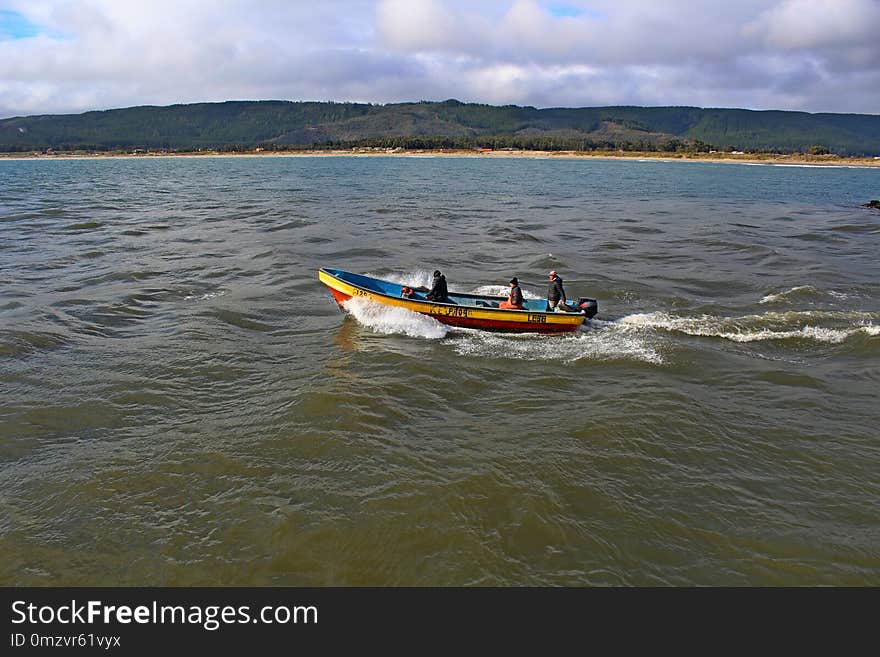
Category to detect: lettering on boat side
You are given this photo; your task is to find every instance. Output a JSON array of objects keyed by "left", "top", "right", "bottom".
[
  {"left": 431, "top": 305, "right": 469, "bottom": 318},
  {"left": 352, "top": 288, "right": 369, "bottom": 297},
  {"left": 528, "top": 313, "right": 547, "bottom": 323}
]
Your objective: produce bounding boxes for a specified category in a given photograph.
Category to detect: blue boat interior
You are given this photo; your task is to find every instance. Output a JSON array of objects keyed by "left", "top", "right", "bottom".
[{"left": 323, "top": 268, "right": 561, "bottom": 311}]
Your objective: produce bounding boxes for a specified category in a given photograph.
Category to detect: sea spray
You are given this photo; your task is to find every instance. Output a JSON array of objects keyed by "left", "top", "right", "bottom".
[
  {"left": 471, "top": 285, "right": 542, "bottom": 299},
  {"left": 371, "top": 269, "right": 437, "bottom": 290},
  {"left": 342, "top": 297, "right": 448, "bottom": 339}
]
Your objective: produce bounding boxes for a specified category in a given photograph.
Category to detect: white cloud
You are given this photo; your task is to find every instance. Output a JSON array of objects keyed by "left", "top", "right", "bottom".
[
  {"left": 376, "top": 0, "right": 463, "bottom": 51},
  {"left": 745, "top": 0, "right": 880, "bottom": 50},
  {"left": 0, "top": 0, "right": 878, "bottom": 118}
]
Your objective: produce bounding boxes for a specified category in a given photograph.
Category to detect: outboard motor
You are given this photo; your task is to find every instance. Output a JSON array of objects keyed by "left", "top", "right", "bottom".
[{"left": 577, "top": 297, "right": 598, "bottom": 319}]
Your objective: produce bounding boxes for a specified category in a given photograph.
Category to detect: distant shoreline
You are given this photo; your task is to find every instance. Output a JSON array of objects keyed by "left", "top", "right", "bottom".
[{"left": 2, "top": 148, "right": 880, "bottom": 167}]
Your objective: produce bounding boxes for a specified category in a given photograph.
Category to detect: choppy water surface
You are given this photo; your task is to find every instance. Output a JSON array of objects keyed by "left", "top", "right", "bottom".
[{"left": 1, "top": 155, "right": 878, "bottom": 585}]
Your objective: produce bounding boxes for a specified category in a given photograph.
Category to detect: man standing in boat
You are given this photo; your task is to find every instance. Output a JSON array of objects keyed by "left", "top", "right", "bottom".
[
  {"left": 546, "top": 270, "right": 567, "bottom": 311},
  {"left": 426, "top": 269, "right": 450, "bottom": 303}
]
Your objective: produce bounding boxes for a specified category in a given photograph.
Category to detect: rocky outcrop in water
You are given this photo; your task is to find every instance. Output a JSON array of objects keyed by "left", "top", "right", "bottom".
[{"left": 864, "top": 199, "right": 880, "bottom": 209}]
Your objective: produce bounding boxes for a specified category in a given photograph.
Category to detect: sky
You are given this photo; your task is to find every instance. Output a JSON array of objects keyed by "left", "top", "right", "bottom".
[{"left": 1, "top": 0, "right": 879, "bottom": 119}]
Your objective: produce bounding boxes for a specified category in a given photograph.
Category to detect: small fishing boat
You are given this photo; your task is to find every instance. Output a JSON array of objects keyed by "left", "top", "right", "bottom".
[{"left": 318, "top": 268, "right": 598, "bottom": 334}]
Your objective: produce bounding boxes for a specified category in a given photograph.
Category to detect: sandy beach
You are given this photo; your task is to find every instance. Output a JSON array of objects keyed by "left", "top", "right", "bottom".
[{"left": 3, "top": 148, "right": 880, "bottom": 167}]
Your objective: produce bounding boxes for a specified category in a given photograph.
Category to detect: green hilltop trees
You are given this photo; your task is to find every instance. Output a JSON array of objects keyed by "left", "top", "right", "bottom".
[{"left": 2, "top": 100, "right": 879, "bottom": 156}]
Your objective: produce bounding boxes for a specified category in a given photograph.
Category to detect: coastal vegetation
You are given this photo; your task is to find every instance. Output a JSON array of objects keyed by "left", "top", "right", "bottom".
[{"left": 2, "top": 99, "right": 879, "bottom": 157}]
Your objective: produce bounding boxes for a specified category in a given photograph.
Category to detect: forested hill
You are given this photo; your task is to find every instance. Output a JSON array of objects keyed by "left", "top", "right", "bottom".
[{"left": 2, "top": 99, "right": 879, "bottom": 155}]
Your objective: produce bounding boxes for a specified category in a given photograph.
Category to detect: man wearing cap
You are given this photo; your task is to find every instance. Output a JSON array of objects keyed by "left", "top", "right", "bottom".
[
  {"left": 546, "top": 270, "right": 567, "bottom": 311},
  {"left": 426, "top": 269, "right": 449, "bottom": 303},
  {"left": 499, "top": 277, "right": 524, "bottom": 309}
]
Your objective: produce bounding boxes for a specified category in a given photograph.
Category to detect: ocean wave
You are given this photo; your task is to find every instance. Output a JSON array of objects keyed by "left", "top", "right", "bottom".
[
  {"left": 714, "top": 325, "right": 878, "bottom": 343},
  {"left": 0, "top": 330, "right": 73, "bottom": 357},
  {"left": 759, "top": 285, "right": 821, "bottom": 304},
  {"left": 210, "top": 308, "right": 276, "bottom": 332},
  {"left": 617, "top": 311, "right": 878, "bottom": 344}
]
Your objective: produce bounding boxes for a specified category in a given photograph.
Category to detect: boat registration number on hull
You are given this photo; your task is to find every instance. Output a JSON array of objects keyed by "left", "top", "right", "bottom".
[
  {"left": 528, "top": 313, "right": 547, "bottom": 323},
  {"left": 432, "top": 305, "right": 469, "bottom": 318}
]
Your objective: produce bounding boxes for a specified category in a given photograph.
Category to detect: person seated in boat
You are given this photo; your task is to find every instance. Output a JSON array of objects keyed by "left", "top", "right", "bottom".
[
  {"left": 499, "top": 277, "right": 524, "bottom": 309},
  {"left": 546, "top": 270, "right": 568, "bottom": 311},
  {"left": 426, "top": 269, "right": 450, "bottom": 303}
]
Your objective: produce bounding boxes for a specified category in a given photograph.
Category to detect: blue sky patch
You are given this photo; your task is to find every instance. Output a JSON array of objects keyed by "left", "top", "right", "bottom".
[
  {"left": 545, "top": 4, "right": 604, "bottom": 20},
  {"left": 0, "top": 9, "right": 40, "bottom": 39}
]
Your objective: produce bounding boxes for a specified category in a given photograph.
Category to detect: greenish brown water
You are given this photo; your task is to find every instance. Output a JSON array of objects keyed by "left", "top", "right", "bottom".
[{"left": 1, "top": 156, "right": 879, "bottom": 585}]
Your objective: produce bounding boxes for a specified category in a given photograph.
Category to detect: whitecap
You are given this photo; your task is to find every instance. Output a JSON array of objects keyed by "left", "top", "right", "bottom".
[
  {"left": 759, "top": 285, "right": 820, "bottom": 304},
  {"left": 184, "top": 290, "right": 226, "bottom": 301}
]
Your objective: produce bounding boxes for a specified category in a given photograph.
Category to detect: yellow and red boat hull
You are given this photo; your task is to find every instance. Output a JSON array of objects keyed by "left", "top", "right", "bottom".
[{"left": 319, "top": 268, "right": 587, "bottom": 334}]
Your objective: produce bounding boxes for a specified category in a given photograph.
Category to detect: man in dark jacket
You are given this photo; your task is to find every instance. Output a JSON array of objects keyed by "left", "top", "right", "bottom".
[
  {"left": 546, "top": 270, "right": 567, "bottom": 311},
  {"left": 426, "top": 270, "right": 449, "bottom": 302}
]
